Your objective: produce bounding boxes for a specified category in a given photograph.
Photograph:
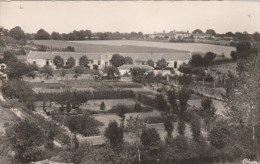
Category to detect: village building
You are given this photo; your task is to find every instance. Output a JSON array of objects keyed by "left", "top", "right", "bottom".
[
  {"left": 26, "top": 51, "right": 112, "bottom": 70},
  {"left": 169, "top": 30, "right": 191, "bottom": 40},
  {"left": 132, "top": 52, "right": 191, "bottom": 70}
]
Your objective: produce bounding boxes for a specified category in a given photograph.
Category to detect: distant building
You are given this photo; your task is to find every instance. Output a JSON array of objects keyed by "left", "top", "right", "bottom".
[
  {"left": 169, "top": 30, "right": 191, "bottom": 40},
  {"left": 26, "top": 51, "right": 112, "bottom": 70},
  {"left": 192, "top": 32, "right": 212, "bottom": 39}
]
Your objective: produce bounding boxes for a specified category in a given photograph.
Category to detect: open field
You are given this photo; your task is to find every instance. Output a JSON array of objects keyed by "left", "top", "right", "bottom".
[
  {"left": 32, "top": 40, "right": 235, "bottom": 56},
  {"left": 72, "top": 40, "right": 236, "bottom": 55},
  {"left": 32, "top": 40, "right": 187, "bottom": 53}
]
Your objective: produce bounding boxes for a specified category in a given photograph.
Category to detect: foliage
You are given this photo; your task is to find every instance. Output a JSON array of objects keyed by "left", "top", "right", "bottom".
[
  {"left": 51, "top": 31, "right": 62, "bottom": 40},
  {"left": 39, "top": 65, "right": 53, "bottom": 78},
  {"left": 236, "top": 41, "right": 252, "bottom": 53},
  {"left": 103, "top": 66, "right": 120, "bottom": 77},
  {"left": 230, "top": 51, "right": 237, "bottom": 61},
  {"left": 178, "top": 74, "right": 192, "bottom": 86},
  {"left": 192, "top": 29, "right": 203, "bottom": 34},
  {"left": 111, "top": 54, "right": 126, "bottom": 67},
  {"left": 155, "top": 94, "right": 169, "bottom": 113},
  {"left": 100, "top": 101, "right": 105, "bottom": 110},
  {"left": 9, "top": 26, "right": 25, "bottom": 40},
  {"left": 2, "top": 80, "right": 34, "bottom": 104},
  {"left": 66, "top": 56, "right": 76, "bottom": 68},
  {"left": 157, "top": 58, "right": 167, "bottom": 69},
  {"left": 140, "top": 128, "right": 160, "bottom": 148},
  {"left": 67, "top": 113, "right": 102, "bottom": 137},
  {"left": 146, "top": 59, "right": 155, "bottom": 67},
  {"left": 53, "top": 55, "right": 64, "bottom": 69},
  {"left": 209, "top": 120, "right": 231, "bottom": 149},
  {"left": 79, "top": 55, "right": 89, "bottom": 68},
  {"left": 164, "top": 115, "right": 174, "bottom": 138},
  {"left": 34, "top": 29, "right": 51, "bottom": 40},
  {"left": 199, "top": 97, "right": 216, "bottom": 131},
  {"left": 206, "top": 29, "right": 216, "bottom": 36},
  {"left": 5, "top": 119, "right": 45, "bottom": 163},
  {"left": 190, "top": 113, "right": 202, "bottom": 142},
  {"left": 190, "top": 54, "right": 203, "bottom": 67},
  {"left": 104, "top": 121, "right": 124, "bottom": 146},
  {"left": 124, "top": 56, "right": 133, "bottom": 64},
  {"left": 74, "top": 66, "right": 84, "bottom": 75}
]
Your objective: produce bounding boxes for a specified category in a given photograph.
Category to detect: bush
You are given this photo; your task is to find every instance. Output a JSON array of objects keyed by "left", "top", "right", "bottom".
[{"left": 109, "top": 104, "right": 153, "bottom": 114}]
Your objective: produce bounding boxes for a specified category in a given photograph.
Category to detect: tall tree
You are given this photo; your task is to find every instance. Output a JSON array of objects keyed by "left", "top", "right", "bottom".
[
  {"left": 124, "top": 56, "right": 133, "bottom": 64},
  {"left": 147, "top": 59, "right": 155, "bottom": 67},
  {"left": 177, "top": 87, "right": 191, "bottom": 136},
  {"left": 157, "top": 58, "right": 167, "bottom": 69},
  {"left": 79, "top": 55, "right": 89, "bottom": 68},
  {"left": 9, "top": 26, "right": 25, "bottom": 40},
  {"left": 199, "top": 98, "right": 216, "bottom": 132},
  {"left": 190, "top": 54, "right": 203, "bottom": 67},
  {"left": 5, "top": 119, "right": 44, "bottom": 163},
  {"left": 205, "top": 29, "right": 216, "bottom": 36},
  {"left": 230, "top": 51, "right": 237, "bottom": 61},
  {"left": 53, "top": 55, "right": 64, "bottom": 69},
  {"left": 192, "top": 29, "right": 203, "bottom": 34},
  {"left": 35, "top": 29, "right": 51, "bottom": 40},
  {"left": 104, "top": 121, "right": 124, "bottom": 147},
  {"left": 51, "top": 31, "right": 61, "bottom": 40},
  {"left": 66, "top": 56, "right": 76, "bottom": 68},
  {"left": 110, "top": 54, "right": 125, "bottom": 67}
]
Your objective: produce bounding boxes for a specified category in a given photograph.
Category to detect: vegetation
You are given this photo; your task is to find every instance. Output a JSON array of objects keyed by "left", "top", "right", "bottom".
[{"left": 104, "top": 121, "right": 124, "bottom": 147}]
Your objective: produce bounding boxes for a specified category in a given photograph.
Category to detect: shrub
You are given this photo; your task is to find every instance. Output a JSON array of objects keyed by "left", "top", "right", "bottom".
[{"left": 100, "top": 102, "right": 105, "bottom": 110}]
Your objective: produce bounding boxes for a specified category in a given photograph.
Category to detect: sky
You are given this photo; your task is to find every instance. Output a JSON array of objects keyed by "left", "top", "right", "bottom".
[{"left": 0, "top": 1, "right": 259, "bottom": 34}]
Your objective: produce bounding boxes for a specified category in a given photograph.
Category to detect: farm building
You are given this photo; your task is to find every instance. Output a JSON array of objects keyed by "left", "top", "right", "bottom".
[
  {"left": 132, "top": 52, "right": 191, "bottom": 69},
  {"left": 26, "top": 51, "right": 112, "bottom": 69}
]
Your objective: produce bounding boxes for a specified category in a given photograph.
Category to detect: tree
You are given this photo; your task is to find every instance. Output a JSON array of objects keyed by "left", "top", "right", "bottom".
[
  {"left": 103, "top": 66, "right": 120, "bottom": 78},
  {"left": 74, "top": 66, "right": 84, "bottom": 76},
  {"left": 65, "top": 46, "right": 75, "bottom": 52},
  {"left": 9, "top": 26, "right": 25, "bottom": 40},
  {"left": 147, "top": 59, "right": 155, "bottom": 67},
  {"left": 157, "top": 58, "right": 167, "bottom": 69},
  {"left": 192, "top": 29, "right": 203, "bottom": 34},
  {"left": 3, "top": 50, "right": 18, "bottom": 64},
  {"left": 5, "top": 119, "right": 45, "bottom": 163},
  {"left": 230, "top": 51, "right": 237, "bottom": 61},
  {"left": 34, "top": 29, "right": 51, "bottom": 40},
  {"left": 51, "top": 31, "right": 61, "bottom": 40},
  {"left": 140, "top": 128, "right": 160, "bottom": 148},
  {"left": 199, "top": 98, "right": 216, "bottom": 132},
  {"left": 67, "top": 116, "right": 80, "bottom": 148},
  {"left": 205, "top": 29, "right": 216, "bottom": 36},
  {"left": 110, "top": 54, "right": 125, "bottom": 67},
  {"left": 66, "top": 57, "right": 75, "bottom": 68},
  {"left": 104, "top": 121, "right": 124, "bottom": 147},
  {"left": 164, "top": 116, "right": 174, "bottom": 139},
  {"left": 100, "top": 102, "right": 105, "bottom": 110},
  {"left": 178, "top": 74, "right": 192, "bottom": 86},
  {"left": 203, "top": 52, "right": 216, "bottom": 67},
  {"left": 177, "top": 87, "right": 191, "bottom": 136},
  {"left": 124, "top": 56, "right": 133, "bottom": 64},
  {"left": 190, "top": 113, "right": 202, "bottom": 142},
  {"left": 93, "top": 64, "right": 99, "bottom": 70},
  {"left": 79, "top": 55, "right": 89, "bottom": 68},
  {"left": 0, "top": 37, "right": 6, "bottom": 47},
  {"left": 53, "top": 55, "right": 64, "bottom": 69},
  {"left": 190, "top": 54, "right": 203, "bottom": 67},
  {"left": 6, "top": 61, "right": 32, "bottom": 79},
  {"left": 39, "top": 65, "right": 53, "bottom": 79},
  {"left": 155, "top": 94, "right": 169, "bottom": 113},
  {"left": 167, "top": 88, "right": 178, "bottom": 114},
  {"left": 209, "top": 120, "right": 231, "bottom": 149},
  {"left": 225, "top": 32, "right": 234, "bottom": 37},
  {"left": 125, "top": 116, "right": 146, "bottom": 162}
]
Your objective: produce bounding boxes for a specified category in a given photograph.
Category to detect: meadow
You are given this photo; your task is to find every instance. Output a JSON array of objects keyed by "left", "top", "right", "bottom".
[{"left": 32, "top": 40, "right": 236, "bottom": 55}]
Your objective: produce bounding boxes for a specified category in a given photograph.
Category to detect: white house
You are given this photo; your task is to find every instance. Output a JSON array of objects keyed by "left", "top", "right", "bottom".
[{"left": 26, "top": 51, "right": 112, "bottom": 70}]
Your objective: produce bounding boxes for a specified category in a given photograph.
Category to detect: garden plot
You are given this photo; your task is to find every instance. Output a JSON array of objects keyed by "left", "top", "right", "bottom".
[{"left": 83, "top": 99, "right": 136, "bottom": 111}]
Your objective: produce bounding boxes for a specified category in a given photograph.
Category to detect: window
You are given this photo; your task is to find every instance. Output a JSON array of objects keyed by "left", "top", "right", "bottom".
[
  {"left": 98, "top": 61, "right": 101, "bottom": 65},
  {"left": 46, "top": 60, "right": 49, "bottom": 66}
]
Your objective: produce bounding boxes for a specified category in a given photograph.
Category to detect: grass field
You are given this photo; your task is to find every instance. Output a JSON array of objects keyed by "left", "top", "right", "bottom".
[
  {"left": 32, "top": 40, "right": 187, "bottom": 53},
  {"left": 73, "top": 40, "right": 236, "bottom": 55}
]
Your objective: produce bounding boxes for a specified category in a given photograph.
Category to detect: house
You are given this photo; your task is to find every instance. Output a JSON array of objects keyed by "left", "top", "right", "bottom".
[
  {"left": 169, "top": 30, "right": 191, "bottom": 40},
  {"left": 192, "top": 33, "right": 212, "bottom": 39},
  {"left": 131, "top": 52, "right": 191, "bottom": 70},
  {"left": 118, "top": 64, "right": 154, "bottom": 75},
  {"left": 26, "top": 51, "right": 112, "bottom": 70}
]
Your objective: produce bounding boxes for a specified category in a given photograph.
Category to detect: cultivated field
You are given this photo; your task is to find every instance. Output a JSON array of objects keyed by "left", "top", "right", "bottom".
[
  {"left": 73, "top": 40, "right": 236, "bottom": 55},
  {"left": 32, "top": 40, "right": 187, "bottom": 53}
]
